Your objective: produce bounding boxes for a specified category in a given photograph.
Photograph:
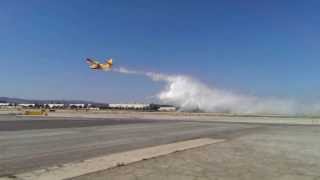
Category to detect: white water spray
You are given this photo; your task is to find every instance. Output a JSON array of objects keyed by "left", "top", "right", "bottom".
[{"left": 113, "top": 67, "right": 320, "bottom": 115}]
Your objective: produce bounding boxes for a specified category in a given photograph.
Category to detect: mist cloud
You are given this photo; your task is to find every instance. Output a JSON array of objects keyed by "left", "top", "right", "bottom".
[{"left": 113, "top": 67, "right": 320, "bottom": 115}]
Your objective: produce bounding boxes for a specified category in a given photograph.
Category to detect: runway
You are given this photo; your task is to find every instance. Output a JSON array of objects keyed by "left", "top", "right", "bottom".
[
  {"left": 0, "top": 116, "right": 262, "bottom": 176},
  {"left": 0, "top": 118, "right": 166, "bottom": 131}
]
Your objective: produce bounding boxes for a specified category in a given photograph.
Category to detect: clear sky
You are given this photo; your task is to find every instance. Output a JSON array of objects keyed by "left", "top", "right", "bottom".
[{"left": 1, "top": 0, "right": 320, "bottom": 103}]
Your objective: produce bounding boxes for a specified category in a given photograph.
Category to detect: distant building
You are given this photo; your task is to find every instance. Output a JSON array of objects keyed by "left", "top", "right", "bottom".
[
  {"left": 18, "top": 104, "right": 36, "bottom": 108},
  {"left": 109, "top": 104, "right": 150, "bottom": 110},
  {"left": 69, "top": 104, "right": 86, "bottom": 108},
  {"left": 0, "top": 103, "right": 10, "bottom": 107},
  {"left": 88, "top": 107, "right": 100, "bottom": 111},
  {"left": 158, "top": 106, "right": 177, "bottom": 112},
  {"left": 45, "top": 104, "right": 65, "bottom": 109}
]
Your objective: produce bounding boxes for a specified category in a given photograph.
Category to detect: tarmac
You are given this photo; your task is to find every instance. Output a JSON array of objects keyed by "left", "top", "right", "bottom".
[
  {"left": 0, "top": 113, "right": 319, "bottom": 180},
  {"left": 73, "top": 124, "right": 320, "bottom": 180},
  {"left": 0, "top": 115, "right": 259, "bottom": 177}
]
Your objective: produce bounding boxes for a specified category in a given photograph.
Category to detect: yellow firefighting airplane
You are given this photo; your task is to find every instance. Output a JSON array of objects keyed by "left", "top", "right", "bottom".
[{"left": 86, "top": 58, "right": 113, "bottom": 70}]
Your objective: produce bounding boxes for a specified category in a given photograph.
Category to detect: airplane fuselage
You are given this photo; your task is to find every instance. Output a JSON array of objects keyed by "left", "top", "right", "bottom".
[
  {"left": 89, "top": 63, "right": 111, "bottom": 70},
  {"left": 86, "top": 58, "right": 113, "bottom": 70}
]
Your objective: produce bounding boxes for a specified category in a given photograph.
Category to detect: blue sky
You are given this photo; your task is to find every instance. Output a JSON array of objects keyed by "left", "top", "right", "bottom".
[{"left": 1, "top": 0, "right": 320, "bottom": 103}]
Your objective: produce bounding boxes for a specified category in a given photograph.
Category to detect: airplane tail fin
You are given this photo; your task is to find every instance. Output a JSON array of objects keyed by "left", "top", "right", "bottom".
[{"left": 106, "top": 58, "right": 113, "bottom": 65}]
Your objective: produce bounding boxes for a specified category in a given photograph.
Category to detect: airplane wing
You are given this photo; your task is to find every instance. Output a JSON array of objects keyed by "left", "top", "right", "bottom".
[{"left": 86, "top": 58, "right": 99, "bottom": 64}]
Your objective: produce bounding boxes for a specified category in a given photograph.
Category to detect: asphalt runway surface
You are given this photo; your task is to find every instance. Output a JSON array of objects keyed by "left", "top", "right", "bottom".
[
  {"left": 74, "top": 123, "right": 320, "bottom": 180},
  {"left": 0, "top": 116, "right": 267, "bottom": 177},
  {"left": 0, "top": 118, "right": 166, "bottom": 131}
]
